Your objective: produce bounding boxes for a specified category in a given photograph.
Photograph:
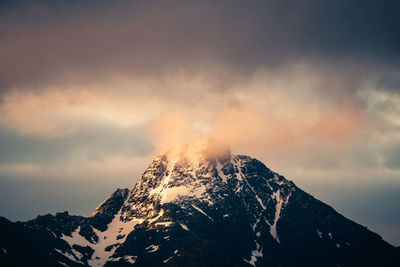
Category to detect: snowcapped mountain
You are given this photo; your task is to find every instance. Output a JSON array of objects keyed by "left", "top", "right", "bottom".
[{"left": 1, "top": 141, "right": 399, "bottom": 266}]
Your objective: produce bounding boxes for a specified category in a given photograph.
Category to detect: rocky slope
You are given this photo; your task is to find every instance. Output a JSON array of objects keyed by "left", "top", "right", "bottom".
[{"left": 0, "top": 142, "right": 399, "bottom": 266}]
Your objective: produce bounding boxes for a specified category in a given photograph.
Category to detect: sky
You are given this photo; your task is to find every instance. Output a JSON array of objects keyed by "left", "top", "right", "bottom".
[{"left": 0, "top": 0, "right": 400, "bottom": 245}]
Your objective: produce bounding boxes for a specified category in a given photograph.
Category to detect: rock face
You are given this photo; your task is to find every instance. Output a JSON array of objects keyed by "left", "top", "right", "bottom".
[{"left": 0, "top": 142, "right": 399, "bottom": 267}]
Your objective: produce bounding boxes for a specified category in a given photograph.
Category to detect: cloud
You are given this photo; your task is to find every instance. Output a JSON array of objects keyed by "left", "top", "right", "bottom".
[
  {"left": 383, "top": 142, "right": 400, "bottom": 170},
  {"left": 0, "top": 61, "right": 382, "bottom": 171},
  {"left": 0, "top": 121, "right": 152, "bottom": 165},
  {"left": 0, "top": 0, "right": 399, "bottom": 98},
  {"left": 0, "top": 1, "right": 398, "bottom": 180}
]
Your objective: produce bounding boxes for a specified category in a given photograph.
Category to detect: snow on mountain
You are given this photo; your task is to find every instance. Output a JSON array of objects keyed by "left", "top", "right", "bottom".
[{"left": 0, "top": 141, "right": 399, "bottom": 266}]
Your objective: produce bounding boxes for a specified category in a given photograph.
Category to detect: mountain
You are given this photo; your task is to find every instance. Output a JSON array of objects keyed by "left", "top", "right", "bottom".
[{"left": 1, "top": 141, "right": 399, "bottom": 267}]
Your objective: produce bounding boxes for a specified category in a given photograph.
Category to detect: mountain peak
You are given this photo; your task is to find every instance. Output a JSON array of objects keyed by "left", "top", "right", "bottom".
[
  {"left": 120, "top": 149, "right": 290, "bottom": 230},
  {"left": 91, "top": 188, "right": 130, "bottom": 217},
  {"left": 1, "top": 151, "right": 399, "bottom": 266}
]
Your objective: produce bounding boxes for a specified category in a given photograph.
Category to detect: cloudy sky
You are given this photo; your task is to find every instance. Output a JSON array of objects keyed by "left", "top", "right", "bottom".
[{"left": 0, "top": 0, "right": 399, "bottom": 245}]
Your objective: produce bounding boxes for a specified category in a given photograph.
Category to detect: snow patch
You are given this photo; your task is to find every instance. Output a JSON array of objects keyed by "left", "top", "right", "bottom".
[
  {"left": 71, "top": 249, "right": 83, "bottom": 261},
  {"left": 163, "top": 255, "right": 174, "bottom": 263},
  {"left": 47, "top": 228, "right": 57, "bottom": 238},
  {"left": 217, "top": 161, "right": 229, "bottom": 183},
  {"left": 161, "top": 185, "right": 206, "bottom": 204},
  {"left": 146, "top": 245, "right": 159, "bottom": 253},
  {"left": 148, "top": 209, "right": 164, "bottom": 223},
  {"left": 238, "top": 163, "right": 267, "bottom": 210},
  {"left": 55, "top": 248, "right": 82, "bottom": 264},
  {"left": 61, "top": 226, "right": 91, "bottom": 247},
  {"left": 148, "top": 156, "right": 178, "bottom": 199},
  {"left": 161, "top": 186, "right": 188, "bottom": 203},
  {"left": 252, "top": 218, "right": 260, "bottom": 232},
  {"left": 316, "top": 229, "right": 323, "bottom": 238},
  {"left": 269, "top": 190, "right": 283, "bottom": 243},
  {"left": 110, "top": 255, "right": 137, "bottom": 264},
  {"left": 61, "top": 208, "right": 143, "bottom": 266},
  {"left": 155, "top": 221, "right": 173, "bottom": 227},
  {"left": 124, "top": 256, "right": 137, "bottom": 264},
  {"left": 192, "top": 205, "right": 214, "bottom": 222},
  {"left": 180, "top": 223, "right": 190, "bottom": 231},
  {"left": 244, "top": 241, "right": 263, "bottom": 267}
]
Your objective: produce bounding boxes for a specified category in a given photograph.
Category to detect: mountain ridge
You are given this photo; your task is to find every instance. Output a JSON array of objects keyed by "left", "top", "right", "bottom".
[{"left": 0, "top": 143, "right": 399, "bottom": 266}]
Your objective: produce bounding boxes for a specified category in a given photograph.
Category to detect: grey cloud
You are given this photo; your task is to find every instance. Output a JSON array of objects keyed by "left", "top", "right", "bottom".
[
  {"left": 383, "top": 142, "right": 400, "bottom": 169},
  {"left": 0, "top": 123, "right": 152, "bottom": 165},
  {"left": 0, "top": 174, "right": 137, "bottom": 221},
  {"left": 0, "top": 0, "right": 399, "bottom": 97},
  {"left": 376, "top": 72, "right": 400, "bottom": 94}
]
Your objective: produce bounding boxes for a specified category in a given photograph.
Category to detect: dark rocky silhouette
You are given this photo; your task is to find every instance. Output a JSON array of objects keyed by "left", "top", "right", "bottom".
[{"left": 1, "top": 143, "right": 399, "bottom": 266}]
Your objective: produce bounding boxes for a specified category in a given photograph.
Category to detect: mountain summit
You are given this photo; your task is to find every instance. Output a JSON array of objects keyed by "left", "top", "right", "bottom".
[{"left": 1, "top": 142, "right": 399, "bottom": 266}]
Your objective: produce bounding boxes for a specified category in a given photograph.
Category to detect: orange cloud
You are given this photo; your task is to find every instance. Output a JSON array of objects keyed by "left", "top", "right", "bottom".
[
  {"left": 306, "top": 108, "right": 366, "bottom": 144},
  {"left": 210, "top": 105, "right": 296, "bottom": 152},
  {"left": 143, "top": 101, "right": 368, "bottom": 159}
]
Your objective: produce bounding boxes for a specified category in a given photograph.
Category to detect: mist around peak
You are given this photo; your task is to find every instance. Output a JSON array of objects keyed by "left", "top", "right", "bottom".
[{"left": 159, "top": 138, "right": 231, "bottom": 167}]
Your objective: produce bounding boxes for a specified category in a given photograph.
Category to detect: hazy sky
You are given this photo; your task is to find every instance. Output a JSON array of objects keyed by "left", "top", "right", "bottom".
[{"left": 0, "top": 0, "right": 400, "bottom": 245}]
